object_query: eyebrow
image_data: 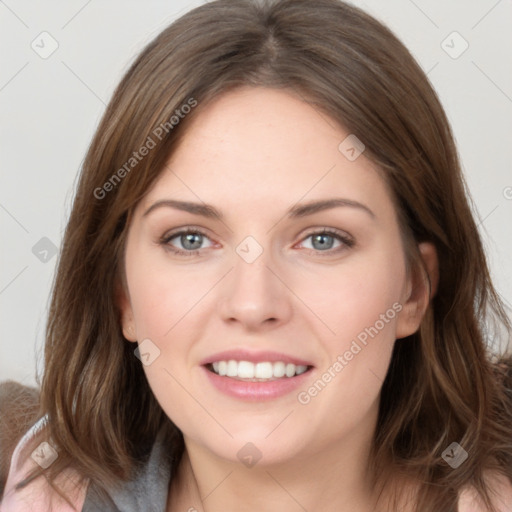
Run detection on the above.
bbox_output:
[143,197,376,220]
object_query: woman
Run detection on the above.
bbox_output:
[2,0,512,510]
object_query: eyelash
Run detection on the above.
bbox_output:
[159,226,355,257]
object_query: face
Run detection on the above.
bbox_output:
[120,86,431,467]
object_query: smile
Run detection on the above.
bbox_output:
[208,360,310,381]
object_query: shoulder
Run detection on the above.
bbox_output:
[458,471,512,512]
[0,417,89,512]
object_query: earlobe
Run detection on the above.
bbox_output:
[122,321,137,342]
[116,282,137,343]
[395,242,438,339]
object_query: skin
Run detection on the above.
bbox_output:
[119,86,438,512]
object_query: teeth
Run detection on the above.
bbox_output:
[238,361,255,378]
[273,361,286,378]
[296,365,308,375]
[255,362,273,379]
[285,363,296,377]
[209,360,309,379]
[226,360,238,377]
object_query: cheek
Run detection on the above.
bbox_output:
[292,244,407,350]
[125,244,208,340]
[294,262,405,431]
[124,247,205,425]
[127,269,174,339]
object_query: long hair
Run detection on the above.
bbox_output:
[7,0,512,510]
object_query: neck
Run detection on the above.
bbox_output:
[167,406,400,512]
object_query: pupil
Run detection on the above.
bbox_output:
[183,233,202,250]
[313,234,333,250]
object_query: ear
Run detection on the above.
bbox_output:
[116,281,137,343]
[395,242,438,339]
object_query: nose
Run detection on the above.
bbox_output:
[218,245,293,332]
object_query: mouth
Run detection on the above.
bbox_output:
[200,351,315,400]
[205,360,313,382]
[200,350,315,400]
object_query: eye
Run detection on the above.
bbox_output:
[297,228,355,255]
[159,226,355,257]
[160,228,214,256]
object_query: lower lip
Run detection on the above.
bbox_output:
[201,365,313,401]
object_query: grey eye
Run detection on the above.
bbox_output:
[179,232,204,250]
[309,233,337,251]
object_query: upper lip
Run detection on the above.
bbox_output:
[200,349,314,367]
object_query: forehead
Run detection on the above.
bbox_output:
[139,87,394,221]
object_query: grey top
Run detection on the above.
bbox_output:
[9,415,174,512]
[82,426,173,512]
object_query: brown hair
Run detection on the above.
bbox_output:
[6,0,512,510]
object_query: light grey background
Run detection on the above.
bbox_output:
[1,0,511,387]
